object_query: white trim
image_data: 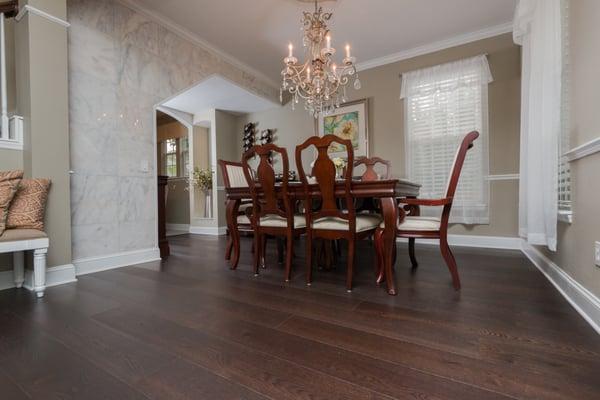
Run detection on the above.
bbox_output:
[15,5,70,28]
[486,174,520,181]
[189,226,227,236]
[356,22,513,72]
[0,138,22,150]
[74,248,161,276]
[0,237,48,253]
[398,234,522,250]
[564,136,600,162]
[117,0,279,89]
[521,241,600,335]
[0,264,77,291]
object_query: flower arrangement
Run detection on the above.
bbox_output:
[189,167,213,191]
[332,157,347,169]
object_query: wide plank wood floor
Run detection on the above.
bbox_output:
[1,234,599,399]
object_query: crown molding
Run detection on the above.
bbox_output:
[356,22,513,72]
[15,4,70,27]
[117,0,280,89]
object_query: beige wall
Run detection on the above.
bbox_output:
[215,110,240,227]
[14,0,72,269]
[238,34,521,237]
[539,0,600,298]
[192,125,210,219]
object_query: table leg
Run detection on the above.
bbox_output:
[380,197,398,295]
[225,199,241,269]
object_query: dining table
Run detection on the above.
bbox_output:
[224,178,421,295]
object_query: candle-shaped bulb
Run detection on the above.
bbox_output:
[288,43,293,58]
[332,63,337,75]
[326,35,331,49]
[345,44,351,58]
[307,66,311,80]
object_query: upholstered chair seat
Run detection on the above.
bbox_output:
[313,214,381,232]
[379,216,441,231]
[260,214,306,228]
[237,214,251,225]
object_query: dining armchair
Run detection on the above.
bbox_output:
[354,156,391,181]
[242,144,306,280]
[296,135,381,292]
[374,131,479,290]
[218,159,253,268]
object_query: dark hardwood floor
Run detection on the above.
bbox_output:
[1,234,599,399]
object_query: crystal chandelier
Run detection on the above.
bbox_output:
[281,0,360,118]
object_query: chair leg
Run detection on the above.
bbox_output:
[261,235,267,269]
[440,237,461,290]
[305,233,313,286]
[285,234,294,282]
[252,233,261,276]
[408,238,418,268]
[346,239,355,292]
[225,235,233,260]
[373,229,385,285]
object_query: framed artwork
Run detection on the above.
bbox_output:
[317,98,369,158]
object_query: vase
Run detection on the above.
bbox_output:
[204,189,212,218]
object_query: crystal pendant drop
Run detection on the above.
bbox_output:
[353,78,362,90]
[279,89,283,103]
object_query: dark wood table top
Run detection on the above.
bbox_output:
[225,178,421,200]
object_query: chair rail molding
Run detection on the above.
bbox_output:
[564,136,600,162]
[486,174,520,181]
[15,5,70,27]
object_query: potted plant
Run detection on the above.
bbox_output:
[189,166,213,218]
[332,157,347,179]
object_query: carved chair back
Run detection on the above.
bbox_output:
[242,144,293,226]
[354,156,391,181]
[440,131,480,226]
[218,160,248,189]
[296,135,355,230]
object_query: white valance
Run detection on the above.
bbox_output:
[400,55,493,99]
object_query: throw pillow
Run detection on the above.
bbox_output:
[6,178,51,231]
[0,170,24,235]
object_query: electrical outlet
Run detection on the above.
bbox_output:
[595,242,600,267]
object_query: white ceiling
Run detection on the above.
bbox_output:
[162,75,280,115]
[127,0,516,84]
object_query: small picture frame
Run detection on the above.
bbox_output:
[316,98,369,158]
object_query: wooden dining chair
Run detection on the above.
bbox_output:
[354,156,391,181]
[296,135,382,292]
[242,144,306,281]
[374,131,479,290]
[218,159,253,268]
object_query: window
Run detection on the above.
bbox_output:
[558,0,572,222]
[401,55,492,224]
[161,137,190,178]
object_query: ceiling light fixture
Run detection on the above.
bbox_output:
[281,0,360,118]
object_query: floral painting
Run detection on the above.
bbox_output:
[323,111,359,153]
[317,99,369,158]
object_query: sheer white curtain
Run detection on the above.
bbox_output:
[514,0,562,251]
[401,55,492,224]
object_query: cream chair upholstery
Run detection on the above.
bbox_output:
[260,214,306,228]
[225,164,248,187]
[237,214,251,225]
[313,214,381,232]
[379,216,441,231]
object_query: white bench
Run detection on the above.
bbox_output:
[0,229,48,298]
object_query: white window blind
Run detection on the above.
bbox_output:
[401,55,492,224]
[558,0,571,222]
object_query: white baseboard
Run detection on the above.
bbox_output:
[0,263,77,292]
[398,234,522,250]
[521,241,600,335]
[166,223,190,231]
[189,226,227,236]
[74,248,161,276]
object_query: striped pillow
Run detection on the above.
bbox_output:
[0,170,24,236]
